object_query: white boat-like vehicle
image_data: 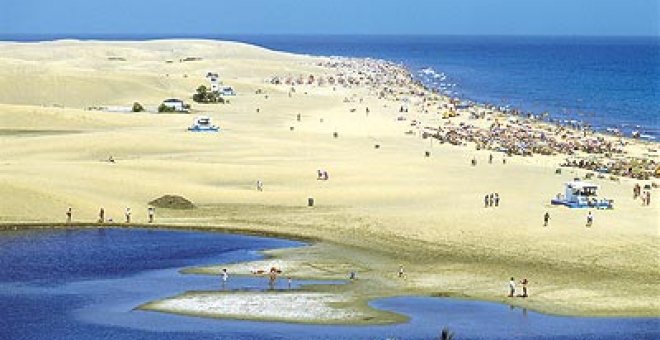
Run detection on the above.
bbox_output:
[188,116,219,132]
[550,179,613,209]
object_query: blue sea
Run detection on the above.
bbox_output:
[2,34,658,138]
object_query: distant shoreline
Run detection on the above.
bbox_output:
[3,35,655,140]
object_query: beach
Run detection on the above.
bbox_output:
[0,39,658,322]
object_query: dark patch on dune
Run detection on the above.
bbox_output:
[149,195,195,209]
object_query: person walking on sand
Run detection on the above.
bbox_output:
[125,208,131,224]
[398,265,406,279]
[586,211,593,227]
[256,180,263,191]
[148,207,155,223]
[646,191,651,206]
[641,191,647,205]
[543,212,550,227]
[489,193,494,207]
[471,157,477,166]
[508,277,516,297]
[634,184,641,199]
[520,278,529,298]
[494,193,500,207]
[489,153,493,164]
[66,207,72,224]
[98,208,105,223]
[484,194,489,208]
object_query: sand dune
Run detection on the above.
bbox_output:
[0,40,657,319]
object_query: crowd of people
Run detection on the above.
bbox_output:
[268,57,414,93]
[561,156,658,181]
[267,57,659,184]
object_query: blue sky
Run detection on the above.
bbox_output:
[1,0,658,36]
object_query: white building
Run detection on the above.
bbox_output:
[161,98,186,112]
[206,72,220,92]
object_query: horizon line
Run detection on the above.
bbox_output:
[1,33,659,39]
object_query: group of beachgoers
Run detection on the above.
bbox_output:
[483,193,501,208]
[247,266,293,290]
[272,57,659,185]
[317,169,330,181]
[268,57,415,95]
[424,118,632,161]
[561,157,658,181]
[633,184,652,206]
[65,206,155,224]
[508,277,529,298]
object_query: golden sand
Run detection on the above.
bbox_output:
[0,40,658,319]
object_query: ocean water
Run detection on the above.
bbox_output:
[228,35,660,139]
[0,228,658,340]
[2,34,658,138]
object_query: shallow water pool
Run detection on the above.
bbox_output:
[0,228,657,339]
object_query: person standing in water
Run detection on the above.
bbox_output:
[221,268,229,286]
[268,268,278,289]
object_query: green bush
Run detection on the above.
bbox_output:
[158,103,176,113]
[193,84,225,104]
[132,102,145,112]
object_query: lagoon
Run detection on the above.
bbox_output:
[0,228,657,339]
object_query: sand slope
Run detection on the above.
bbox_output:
[0,40,657,318]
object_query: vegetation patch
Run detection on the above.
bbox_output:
[149,195,195,209]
